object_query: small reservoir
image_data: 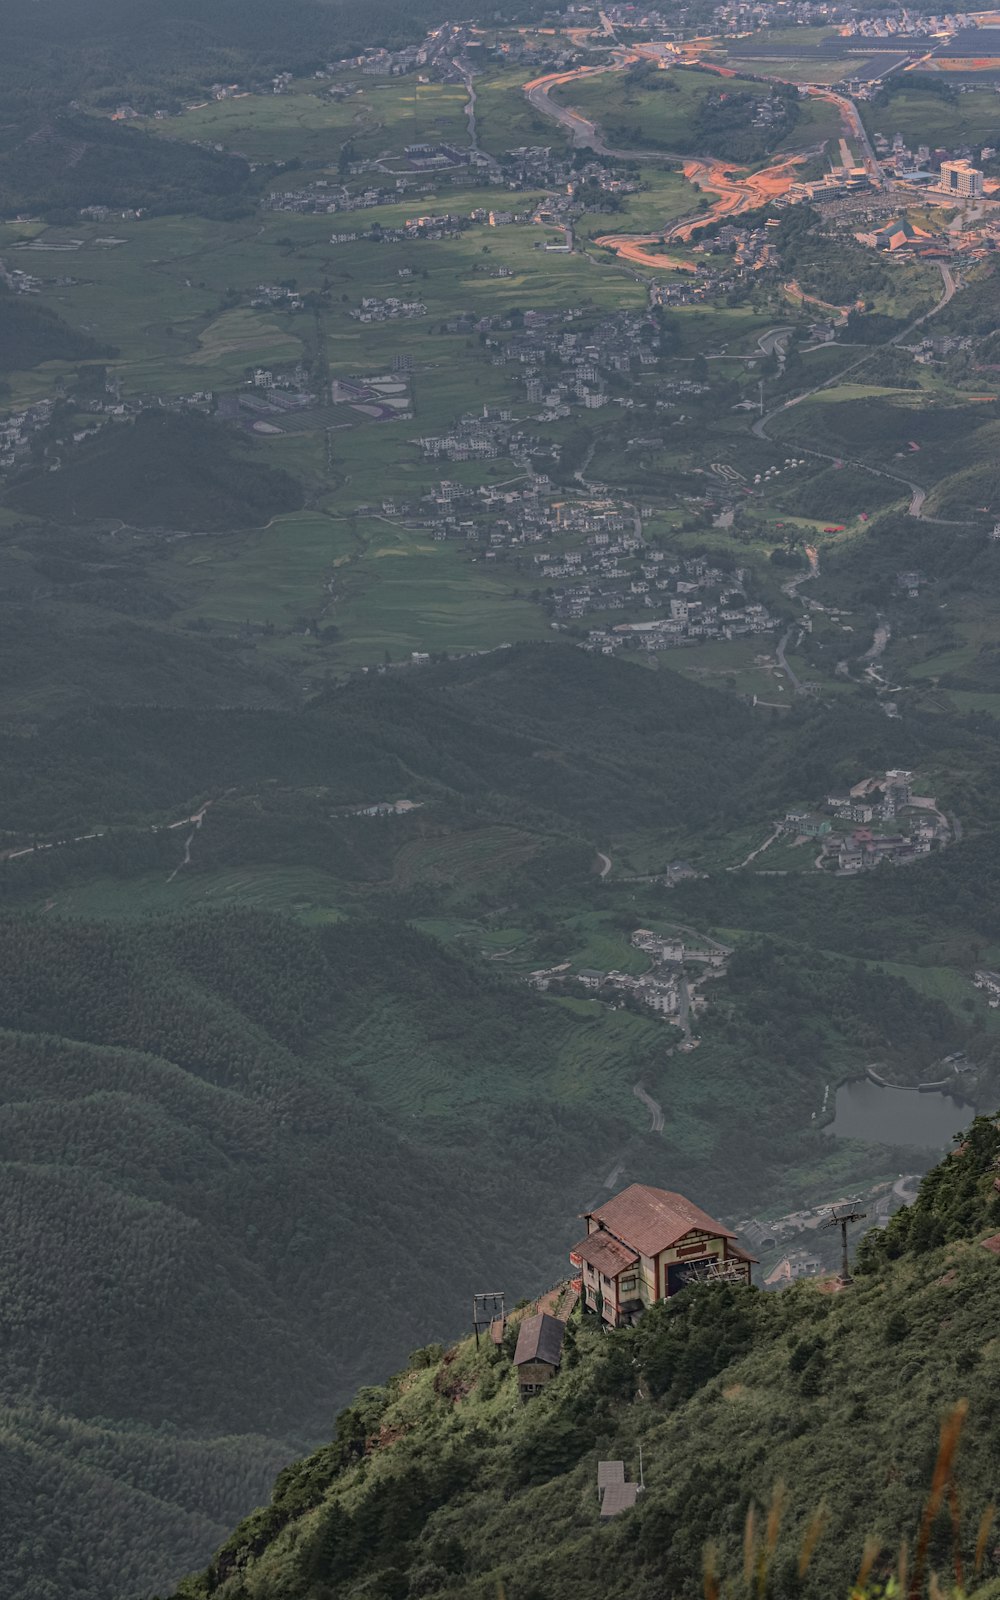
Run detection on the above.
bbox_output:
[825,1077,971,1151]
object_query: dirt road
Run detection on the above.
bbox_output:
[526,56,821,266]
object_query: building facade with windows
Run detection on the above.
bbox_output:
[939,160,983,198]
[569,1183,755,1327]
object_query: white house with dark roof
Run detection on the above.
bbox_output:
[569,1183,755,1327]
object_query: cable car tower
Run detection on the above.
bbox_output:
[822,1201,867,1288]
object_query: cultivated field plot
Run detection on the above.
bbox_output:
[146,77,472,165]
[862,85,1000,149]
[552,64,839,159]
[576,169,694,238]
[34,865,349,921]
[391,827,541,887]
[0,196,647,407]
[474,64,572,155]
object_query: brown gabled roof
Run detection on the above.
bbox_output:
[513,1311,565,1368]
[979,1232,1000,1256]
[572,1230,639,1277]
[585,1184,734,1257]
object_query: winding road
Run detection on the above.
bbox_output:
[1,799,219,870]
[524,52,883,267]
[633,1082,665,1133]
[750,265,976,526]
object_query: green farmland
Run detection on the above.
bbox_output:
[863,84,1000,150]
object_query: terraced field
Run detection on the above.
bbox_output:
[34,865,348,920]
[391,826,542,886]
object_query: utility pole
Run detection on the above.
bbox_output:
[822,1203,867,1287]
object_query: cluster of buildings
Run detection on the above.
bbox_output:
[843,10,981,37]
[530,926,729,1026]
[568,555,774,640]
[781,768,953,872]
[417,408,531,463]
[78,204,144,223]
[511,1179,758,1437]
[651,225,781,304]
[473,307,664,415]
[263,180,394,215]
[350,295,427,323]
[586,592,777,645]
[372,397,782,637]
[334,20,478,83]
[0,398,54,472]
[973,969,1000,1008]
[0,258,42,295]
[249,283,304,311]
[712,0,845,32]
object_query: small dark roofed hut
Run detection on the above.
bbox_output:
[513,1311,565,1400]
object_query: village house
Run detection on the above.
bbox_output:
[569,1184,755,1328]
[974,969,1000,1007]
[512,1311,565,1400]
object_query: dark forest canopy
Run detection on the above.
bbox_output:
[6,410,304,530]
[0,284,115,371]
[0,113,256,221]
[0,0,552,114]
[0,906,651,1600]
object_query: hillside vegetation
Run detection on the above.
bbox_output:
[7,411,304,530]
[0,905,668,1600]
[0,286,116,372]
[167,1119,1000,1600]
[0,113,255,220]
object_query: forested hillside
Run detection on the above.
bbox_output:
[0,286,115,372]
[3,634,999,1600]
[0,907,668,1600]
[0,0,444,115]
[0,642,972,841]
[8,412,304,531]
[0,114,255,220]
[167,1120,1000,1600]
[5,0,1000,1588]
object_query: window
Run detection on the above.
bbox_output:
[620,1275,638,1295]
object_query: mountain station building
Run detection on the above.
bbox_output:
[569,1183,755,1327]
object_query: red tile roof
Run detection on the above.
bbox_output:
[585,1184,735,1257]
[979,1232,1000,1256]
[572,1230,639,1276]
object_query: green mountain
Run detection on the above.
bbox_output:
[168,1120,1000,1600]
[0,285,116,372]
[0,905,678,1600]
[5,640,1000,1600]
